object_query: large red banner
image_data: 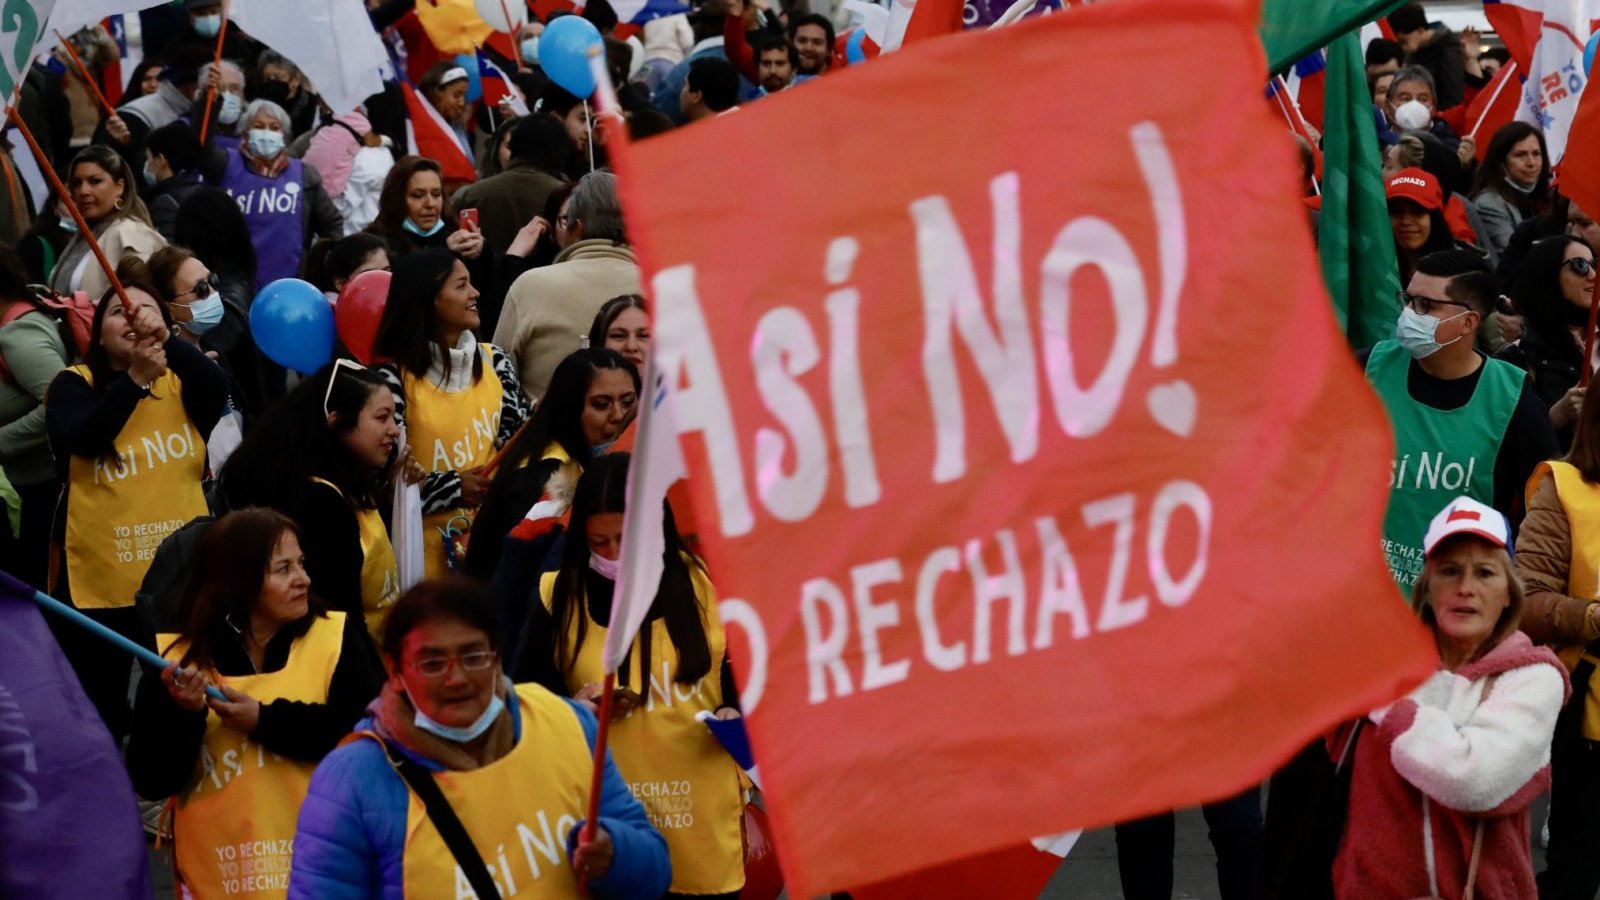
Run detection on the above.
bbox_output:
[617,0,1435,893]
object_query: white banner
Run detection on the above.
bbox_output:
[0,0,56,127]
[229,0,387,117]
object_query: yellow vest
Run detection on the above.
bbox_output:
[1528,461,1600,739]
[159,612,347,900]
[540,564,745,894]
[389,684,591,898]
[401,344,504,579]
[64,366,208,609]
[309,477,399,640]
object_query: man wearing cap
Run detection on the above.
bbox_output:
[1361,248,1559,591]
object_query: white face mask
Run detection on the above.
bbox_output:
[217,91,243,125]
[246,128,285,159]
[589,551,621,581]
[1393,99,1432,131]
[1395,304,1469,359]
[405,684,505,744]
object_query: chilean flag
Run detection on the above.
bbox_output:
[574,0,688,24]
[100,15,140,106]
[1464,59,1524,159]
[475,49,516,108]
[1272,50,1326,132]
[1484,0,1549,71]
[400,81,477,182]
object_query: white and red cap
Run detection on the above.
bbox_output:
[1422,496,1512,557]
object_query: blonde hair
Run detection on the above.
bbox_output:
[1409,534,1526,662]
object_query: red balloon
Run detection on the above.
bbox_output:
[335,269,391,364]
[743,801,784,900]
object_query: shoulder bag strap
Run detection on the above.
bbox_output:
[388,746,503,900]
[1458,672,1501,900]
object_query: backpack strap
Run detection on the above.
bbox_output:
[387,744,503,900]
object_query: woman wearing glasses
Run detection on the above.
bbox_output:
[523,453,747,900]
[146,244,274,420]
[289,579,671,900]
[1495,236,1598,448]
[372,249,529,580]
[125,507,382,899]
[220,360,403,640]
[45,258,229,742]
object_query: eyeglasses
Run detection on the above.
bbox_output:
[1562,257,1597,278]
[322,357,367,418]
[556,214,572,228]
[407,649,497,678]
[175,272,218,301]
[1399,291,1472,318]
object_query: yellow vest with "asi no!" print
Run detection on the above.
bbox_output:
[159,612,346,899]
[541,563,746,895]
[64,366,208,609]
[401,344,503,579]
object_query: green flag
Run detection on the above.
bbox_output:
[1318,30,1401,349]
[1260,0,1403,75]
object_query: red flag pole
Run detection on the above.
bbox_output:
[498,0,528,72]
[5,104,136,313]
[577,672,617,888]
[52,31,118,120]
[197,0,231,144]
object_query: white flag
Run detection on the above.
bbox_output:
[229,0,387,117]
[0,0,55,130]
[601,354,687,673]
[1514,0,1600,165]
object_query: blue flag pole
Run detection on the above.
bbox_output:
[2,569,227,702]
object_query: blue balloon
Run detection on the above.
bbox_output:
[250,279,335,375]
[541,15,602,97]
[453,53,484,103]
[1587,31,1599,79]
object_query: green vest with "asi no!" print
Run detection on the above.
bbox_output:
[1364,339,1523,592]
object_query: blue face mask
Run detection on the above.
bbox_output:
[246,128,285,160]
[217,91,243,126]
[520,37,540,65]
[193,14,223,38]
[142,162,159,186]
[176,292,225,336]
[410,689,505,744]
[403,217,446,237]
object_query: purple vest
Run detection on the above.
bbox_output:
[218,149,307,290]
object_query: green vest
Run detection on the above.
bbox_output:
[1365,340,1523,591]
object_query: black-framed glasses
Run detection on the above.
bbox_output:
[175,272,219,302]
[408,649,497,678]
[1398,290,1471,318]
[1562,257,1597,278]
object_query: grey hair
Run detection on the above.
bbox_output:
[258,50,302,78]
[241,99,292,139]
[198,59,244,85]
[1386,65,1436,102]
[568,170,627,245]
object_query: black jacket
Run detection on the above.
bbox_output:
[147,171,206,241]
[1408,24,1467,110]
[1496,328,1580,448]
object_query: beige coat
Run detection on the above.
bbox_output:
[1515,477,1600,646]
[493,239,641,401]
[48,215,165,301]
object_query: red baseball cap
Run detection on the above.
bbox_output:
[1386,167,1443,211]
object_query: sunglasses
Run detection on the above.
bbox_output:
[1562,257,1597,278]
[175,272,219,302]
[322,357,367,419]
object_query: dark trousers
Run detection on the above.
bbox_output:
[46,559,141,745]
[1115,786,1264,900]
[1538,667,1600,900]
[0,478,58,589]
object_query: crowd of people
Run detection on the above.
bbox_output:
[2,0,1600,897]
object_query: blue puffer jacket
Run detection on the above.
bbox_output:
[288,686,671,899]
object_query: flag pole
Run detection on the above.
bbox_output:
[480,421,529,476]
[52,31,119,122]
[0,569,225,701]
[198,0,231,144]
[499,0,528,72]
[1468,61,1518,141]
[5,104,137,313]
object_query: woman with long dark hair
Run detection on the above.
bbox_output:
[1388,168,1465,286]
[464,347,638,584]
[302,232,390,301]
[220,360,404,639]
[126,507,382,899]
[363,156,485,262]
[1474,121,1553,265]
[526,453,746,899]
[1495,235,1596,446]
[44,257,228,741]
[372,249,528,580]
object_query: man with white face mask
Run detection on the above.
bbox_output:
[1361,250,1559,591]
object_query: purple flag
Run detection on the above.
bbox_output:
[0,571,151,899]
[961,0,1060,28]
